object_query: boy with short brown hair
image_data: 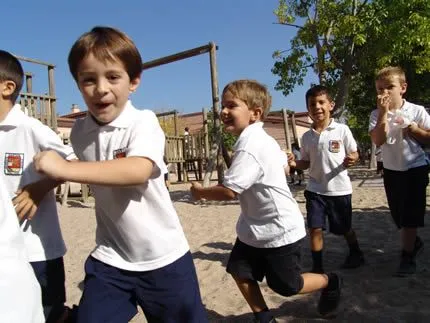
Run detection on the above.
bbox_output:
[191,80,342,322]
[369,66,430,276]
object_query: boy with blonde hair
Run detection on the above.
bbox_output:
[369,66,430,276]
[288,85,364,274]
[191,80,342,322]
[0,49,75,322]
[34,26,206,323]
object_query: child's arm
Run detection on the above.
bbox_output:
[287,152,310,170]
[405,122,430,146]
[343,151,359,168]
[33,150,154,186]
[370,94,390,146]
[12,178,63,221]
[190,182,237,201]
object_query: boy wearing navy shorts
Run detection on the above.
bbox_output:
[288,85,364,274]
[33,26,207,323]
[191,80,342,322]
[369,66,430,276]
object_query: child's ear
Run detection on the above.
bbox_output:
[1,80,16,98]
[129,75,141,93]
[251,107,264,121]
[329,100,335,111]
[400,82,408,96]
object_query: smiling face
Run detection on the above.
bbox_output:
[221,91,262,136]
[306,93,334,124]
[76,54,140,124]
[375,75,407,110]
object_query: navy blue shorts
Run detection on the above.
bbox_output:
[226,238,304,297]
[383,165,429,228]
[30,257,66,319]
[304,190,352,235]
[77,251,207,323]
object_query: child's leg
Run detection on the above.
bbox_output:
[30,257,68,323]
[326,194,364,269]
[264,239,342,317]
[226,239,275,322]
[135,251,207,323]
[304,190,327,273]
[77,256,138,323]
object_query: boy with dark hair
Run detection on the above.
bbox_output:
[369,66,430,276]
[0,49,74,322]
[34,26,207,323]
[191,79,342,322]
[288,85,364,274]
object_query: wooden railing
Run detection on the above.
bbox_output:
[19,92,57,129]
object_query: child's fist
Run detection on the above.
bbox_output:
[376,93,391,112]
[33,151,67,180]
[287,152,296,168]
[343,153,357,168]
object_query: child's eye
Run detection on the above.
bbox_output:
[81,77,95,84]
[108,75,121,81]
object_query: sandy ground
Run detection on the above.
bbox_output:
[59,166,430,322]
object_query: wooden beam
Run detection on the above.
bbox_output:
[155,110,177,118]
[14,55,55,67]
[142,43,216,71]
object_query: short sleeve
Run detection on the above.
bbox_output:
[223,150,263,194]
[368,109,378,132]
[35,123,76,160]
[343,126,358,154]
[415,106,430,130]
[127,110,166,173]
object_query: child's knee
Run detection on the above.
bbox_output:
[267,274,303,297]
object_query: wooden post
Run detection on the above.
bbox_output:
[48,66,57,131]
[282,109,292,151]
[290,113,299,147]
[203,108,210,159]
[208,42,225,184]
[61,182,70,206]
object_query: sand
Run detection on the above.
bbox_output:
[59,166,430,322]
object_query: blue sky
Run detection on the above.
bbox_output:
[2,0,317,116]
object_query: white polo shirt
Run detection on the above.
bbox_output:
[0,104,73,262]
[70,101,189,271]
[0,177,44,323]
[223,122,306,248]
[369,100,430,171]
[301,120,357,196]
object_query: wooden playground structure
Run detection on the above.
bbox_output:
[16,43,301,204]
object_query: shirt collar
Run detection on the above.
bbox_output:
[233,122,264,150]
[82,100,138,133]
[0,104,25,127]
[311,118,337,133]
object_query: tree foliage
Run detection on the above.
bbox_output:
[273,0,430,140]
[206,111,237,151]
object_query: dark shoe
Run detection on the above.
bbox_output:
[318,273,342,317]
[413,236,424,259]
[341,251,365,269]
[394,251,416,277]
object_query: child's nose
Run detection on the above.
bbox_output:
[96,80,109,95]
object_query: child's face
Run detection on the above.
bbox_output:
[306,93,334,124]
[375,75,407,110]
[221,91,262,136]
[76,53,140,124]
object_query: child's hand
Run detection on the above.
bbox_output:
[33,151,67,180]
[287,152,296,168]
[376,93,391,113]
[343,153,357,168]
[12,183,44,221]
[190,182,203,200]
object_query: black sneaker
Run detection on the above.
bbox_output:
[394,251,416,277]
[318,273,342,317]
[341,251,365,269]
[413,236,424,259]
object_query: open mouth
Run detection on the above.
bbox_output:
[95,103,111,110]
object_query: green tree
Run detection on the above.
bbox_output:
[273,0,430,117]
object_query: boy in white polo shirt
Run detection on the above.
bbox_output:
[191,80,342,322]
[288,85,364,274]
[0,49,74,322]
[369,66,430,276]
[33,26,206,323]
[0,178,44,323]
